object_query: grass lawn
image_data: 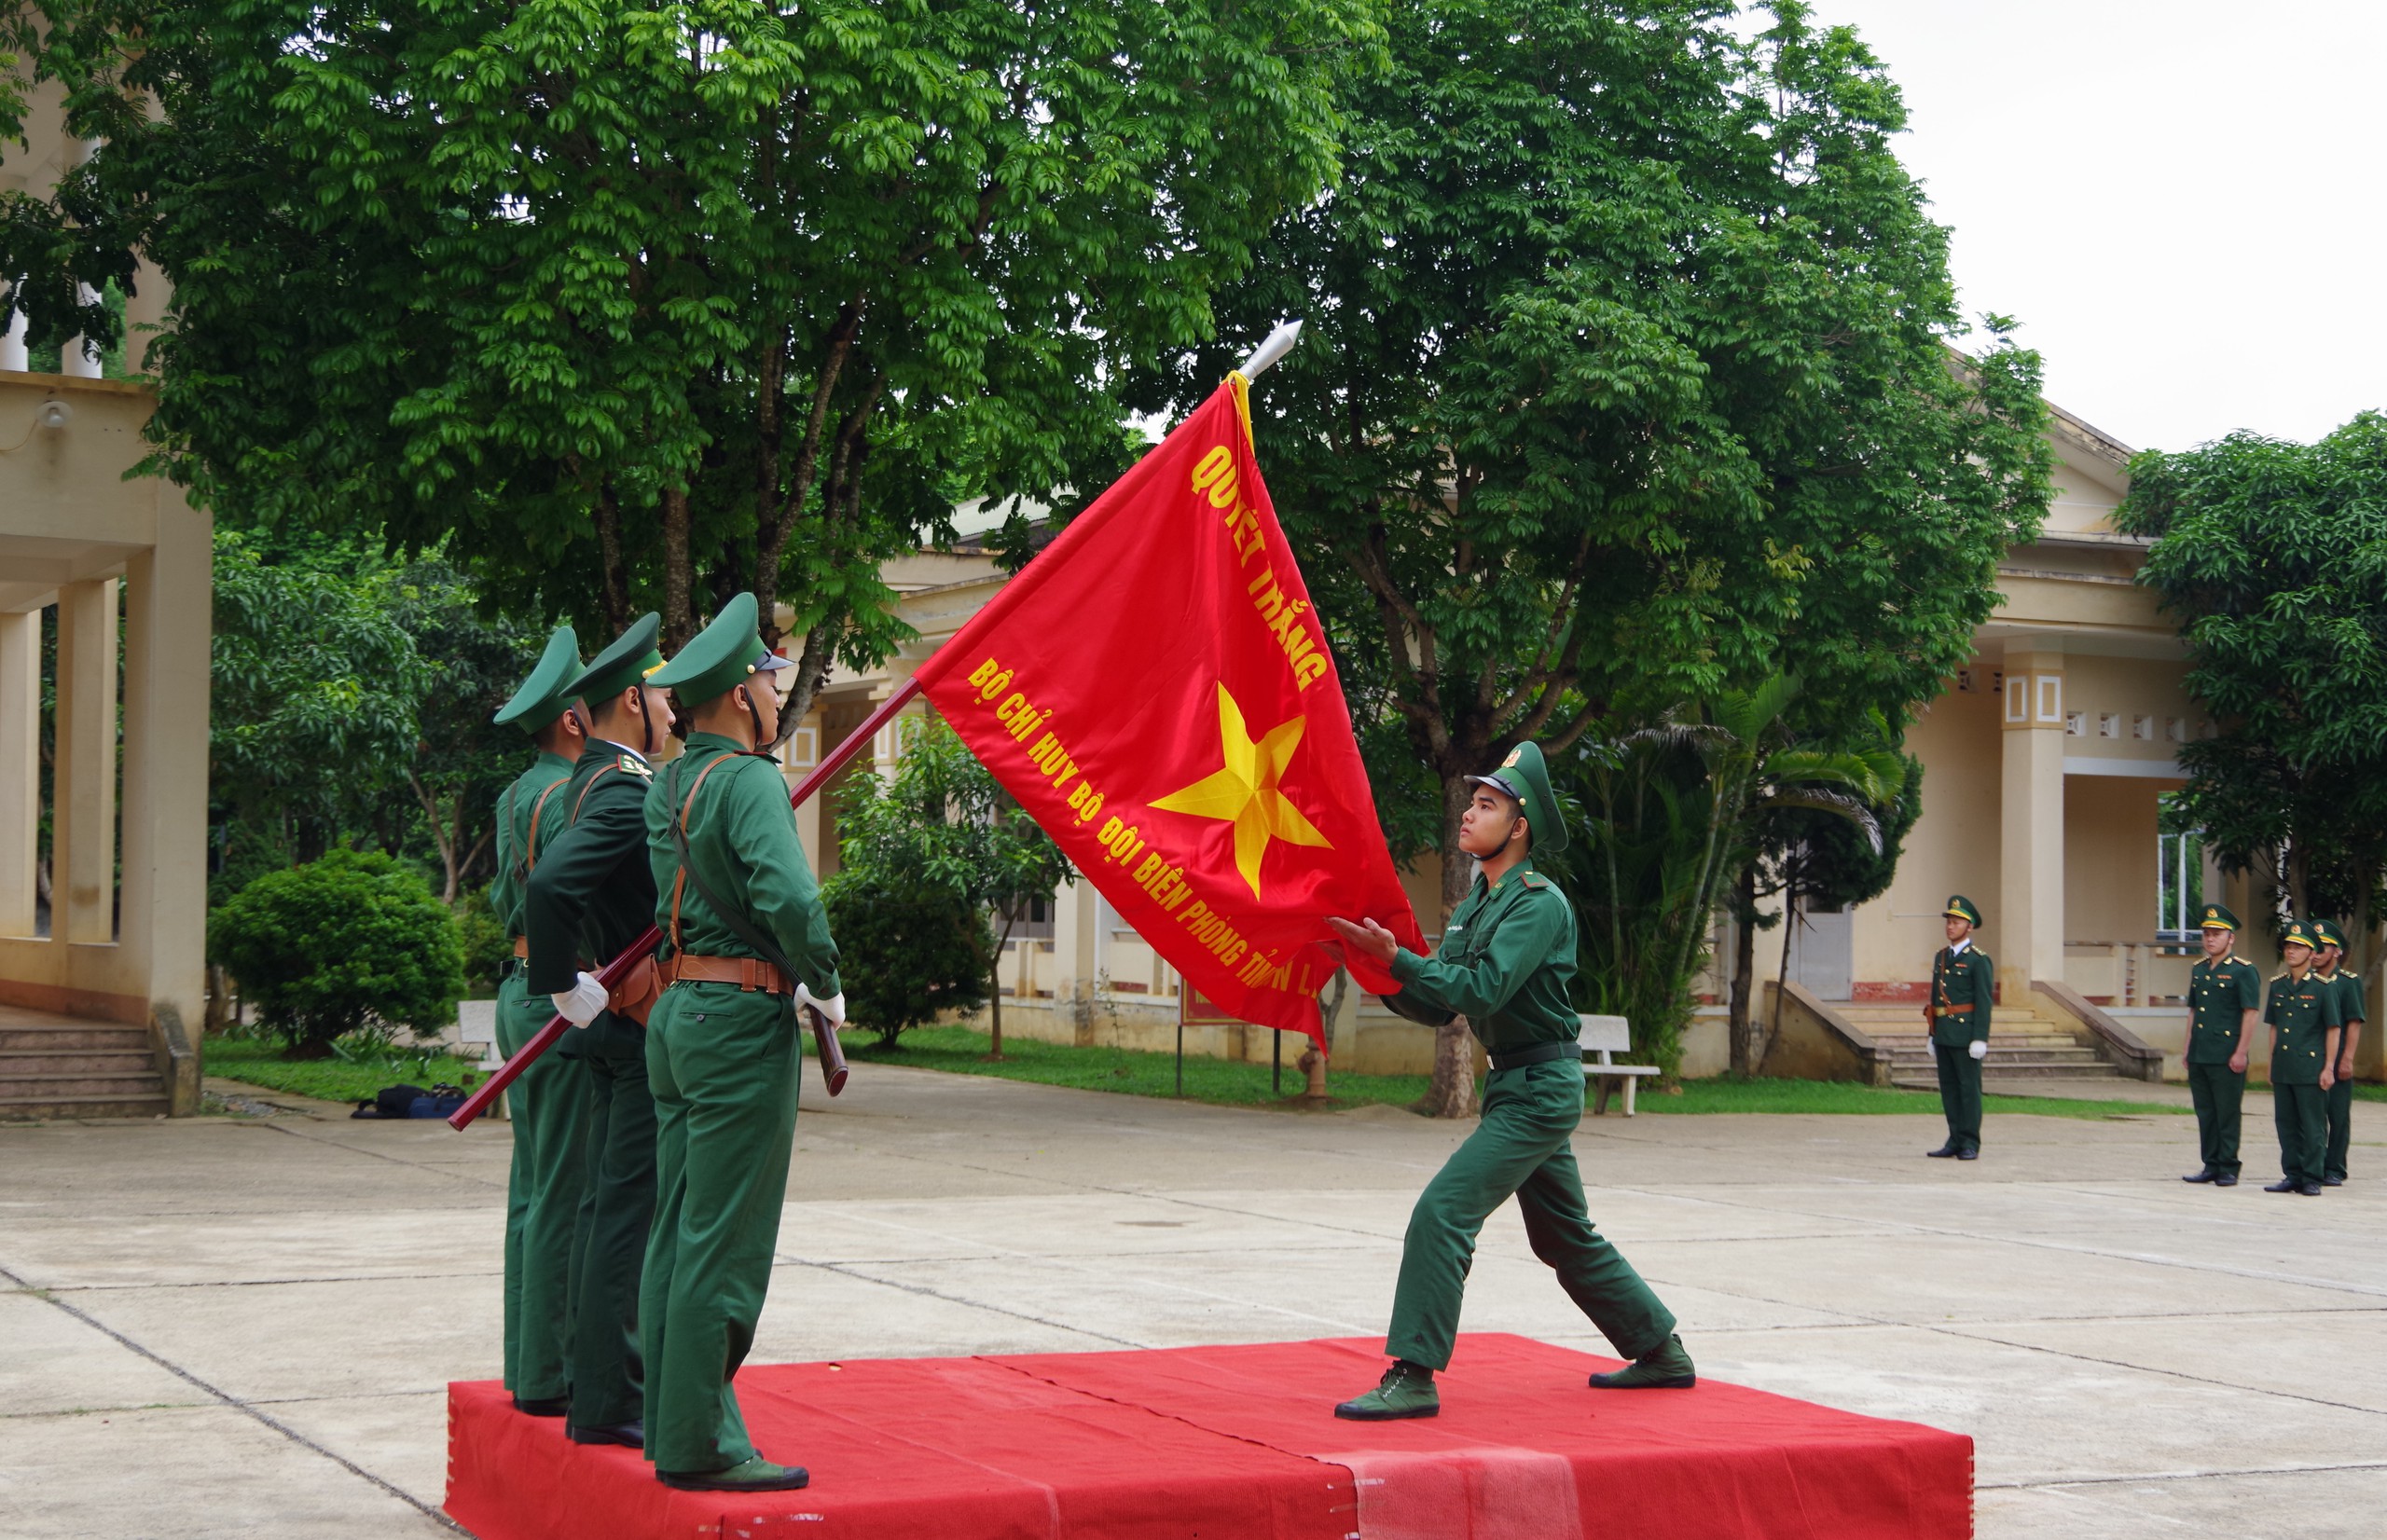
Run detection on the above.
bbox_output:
[2354,1082,2387,1104]
[205,1034,485,1107]
[847,1026,2187,1121]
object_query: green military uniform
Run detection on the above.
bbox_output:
[525,614,667,1437]
[2182,903,2259,1185]
[640,596,840,1489]
[488,626,589,1408]
[2263,921,2341,1195]
[1927,896,1993,1159]
[2312,918,2362,1186]
[1344,744,1678,1419]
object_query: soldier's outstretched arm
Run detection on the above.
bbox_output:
[1388,894,1566,1023]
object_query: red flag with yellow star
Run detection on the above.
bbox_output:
[913,376,1425,1046]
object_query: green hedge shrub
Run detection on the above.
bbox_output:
[210,849,464,1058]
[820,869,991,1048]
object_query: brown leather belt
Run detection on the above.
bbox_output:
[512,936,529,958]
[1934,1003,1975,1016]
[663,953,794,995]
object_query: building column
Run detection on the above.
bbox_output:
[50,578,117,945]
[1998,645,2066,1000]
[119,496,213,1086]
[0,610,36,936]
[784,705,825,876]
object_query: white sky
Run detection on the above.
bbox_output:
[1808,0,2387,454]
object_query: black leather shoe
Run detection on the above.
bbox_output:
[1925,1144,1958,1158]
[2299,1182,2325,1196]
[2263,1178,2301,1192]
[2183,1169,2217,1184]
[1956,1148,1979,1161]
[568,1420,643,1449]
[513,1395,571,1417]
[2215,1173,2239,1187]
[2324,1176,2345,1187]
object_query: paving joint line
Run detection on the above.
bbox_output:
[0,1260,461,1532]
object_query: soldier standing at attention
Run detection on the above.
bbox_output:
[526,613,671,1450]
[2262,921,2341,1197]
[638,595,843,1492]
[1925,897,1992,1161]
[487,626,588,1414]
[2309,917,2362,1187]
[2180,903,2260,1188]
[1325,742,1690,1422]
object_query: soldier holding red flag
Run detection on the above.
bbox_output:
[1327,742,1691,1420]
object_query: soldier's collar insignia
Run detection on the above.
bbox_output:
[620,755,654,777]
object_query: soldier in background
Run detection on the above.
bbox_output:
[2262,922,2340,1197]
[2180,904,2259,1188]
[2310,917,2363,1187]
[487,626,587,1413]
[1925,897,1992,1161]
[526,614,671,1449]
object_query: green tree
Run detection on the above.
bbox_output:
[209,849,466,1057]
[10,0,1378,722]
[2113,413,2387,962]
[819,869,990,1049]
[209,529,428,881]
[833,715,1073,1056]
[1145,0,2045,1110]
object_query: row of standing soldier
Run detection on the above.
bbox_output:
[2183,905,2363,1194]
[488,597,841,1494]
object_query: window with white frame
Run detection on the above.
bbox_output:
[2157,799,2204,941]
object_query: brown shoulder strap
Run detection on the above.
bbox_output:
[572,762,620,824]
[524,777,571,874]
[669,753,744,955]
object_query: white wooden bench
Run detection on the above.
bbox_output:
[1579,1013,1659,1116]
[456,1000,505,1118]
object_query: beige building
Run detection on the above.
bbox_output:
[0,87,213,1117]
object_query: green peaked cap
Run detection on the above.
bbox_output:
[2282,919,2319,952]
[2307,916,2345,951]
[491,625,583,731]
[647,592,791,706]
[2198,902,2240,932]
[1943,894,1982,927]
[1465,741,1567,857]
[566,612,664,703]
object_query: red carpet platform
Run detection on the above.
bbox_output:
[447,1333,1972,1539]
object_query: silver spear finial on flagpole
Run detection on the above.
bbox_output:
[1236,319,1304,379]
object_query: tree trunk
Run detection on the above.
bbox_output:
[660,487,696,651]
[1727,864,1758,1077]
[987,914,1012,1060]
[1765,885,1799,1073]
[593,485,630,634]
[1421,771,1478,1119]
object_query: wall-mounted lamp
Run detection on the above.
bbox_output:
[0,397,71,454]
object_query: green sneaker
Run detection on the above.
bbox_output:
[656,1456,810,1492]
[1334,1361,1440,1421]
[1589,1335,1696,1390]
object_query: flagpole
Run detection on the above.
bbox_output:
[1236,319,1303,379]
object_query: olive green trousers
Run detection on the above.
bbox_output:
[564,1016,656,1429]
[496,972,590,1400]
[2274,1082,2327,1188]
[641,983,802,1475]
[2186,1060,2244,1176]
[2325,1078,2353,1183]
[1386,1057,1675,1372]
[1932,1041,1983,1153]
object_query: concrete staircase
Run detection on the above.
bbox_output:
[1831,998,2128,1091]
[0,1012,171,1120]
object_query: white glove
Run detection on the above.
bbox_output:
[552,971,609,1027]
[794,983,846,1027]
[1968,1038,1988,1062]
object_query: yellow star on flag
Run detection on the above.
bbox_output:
[1152,683,1333,900]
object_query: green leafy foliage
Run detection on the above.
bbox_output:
[2114,412,2387,961]
[12,0,1379,731]
[1125,0,2046,1110]
[819,868,991,1048]
[832,715,1071,1051]
[208,850,465,1058]
[453,886,512,997]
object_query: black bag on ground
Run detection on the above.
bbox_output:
[352,1083,430,1120]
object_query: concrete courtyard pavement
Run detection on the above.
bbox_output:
[4,1066,2382,1540]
